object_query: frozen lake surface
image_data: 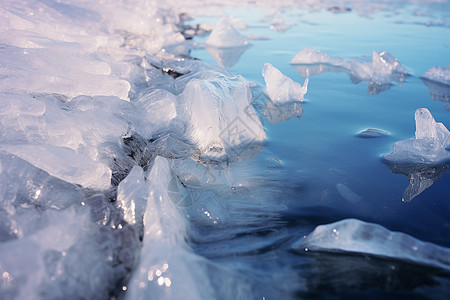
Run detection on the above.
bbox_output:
[1,0,450,299]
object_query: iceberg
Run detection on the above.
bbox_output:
[262,63,308,104]
[292,218,450,271]
[206,17,251,48]
[383,108,450,164]
[291,48,408,94]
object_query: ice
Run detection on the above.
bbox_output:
[262,63,308,104]
[180,70,266,159]
[292,218,450,271]
[0,144,111,190]
[336,183,362,204]
[125,156,215,299]
[269,18,291,33]
[117,166,147,225]
[421,65,450,86]
[383,108,450,164]
[206,16,251,48]
[291,48,408,94]
[357,128,389,138]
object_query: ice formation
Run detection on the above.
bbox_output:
[357,128,389,138]
[206,16,251,48]
[292,218,450,271]
[291,48,408,94]
[421,65,450,86]
[383,108,450,164]
[262,63,308,103]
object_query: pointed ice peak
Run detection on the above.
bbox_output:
[206,16,251,48]
[262,62,308,104]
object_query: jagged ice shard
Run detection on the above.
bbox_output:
[292,218,450,271]
[262,63,308,104]
[383,108,450,164]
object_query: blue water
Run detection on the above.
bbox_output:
[189,5,450,299]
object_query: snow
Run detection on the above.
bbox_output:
[262,63,308,104]
[383,108,450,164]
[292,218,450,271]
[291,48,408,94]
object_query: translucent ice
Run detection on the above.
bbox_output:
[180,71,266,159]
[206,16,251,48]
[125,156,215,299]
[0,144,111,190]
[383,108,450,164]
[292,218,450,271]
[421,65,450,86]
[262,63,308,104]
[291,48,408,94]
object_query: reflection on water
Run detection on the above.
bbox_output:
[292,63,403,95]
[206,45,252,69]
[384,162,449,202]
[421,78,450,111]
[263,100,303,124]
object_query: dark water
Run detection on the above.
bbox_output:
[187,5,450,299]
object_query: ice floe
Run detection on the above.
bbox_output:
[293,218,450,271]
[206,16,251,48]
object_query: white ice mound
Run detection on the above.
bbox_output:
[181,71,266,158]
[0,144,111,190]
[292,218,450,271]
[291,48,408,93]
[383,108,450,164]
[206,16,251,48]
[125,156,214,299]
[262,63,308,103]
[421,65,450,86]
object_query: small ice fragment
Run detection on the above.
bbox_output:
[421,65,450,86]
[206,17,250,48]
[383,108,450,164]
[336,183,361,203]
[269,18,291,33]
[357,128,389,138]
[262,63,308,104]
[292,218,450,271]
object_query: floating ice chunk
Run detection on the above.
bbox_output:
[291,48,408,94]
[421,65,450,86]
[180,71,266,159]
[292,218,450,271]
[336,183,362,203]
[0,144,111,190]
[269,18,291,33]
[386,163,449,202]
[125,157,214,299]
[206,17,251,48]
[383,108,450,164]
[262,63,308,104]
[357,128,389,138]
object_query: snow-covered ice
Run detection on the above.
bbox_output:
[262,63,308,104]
[293,218,450,271]
[383,108,450,164]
